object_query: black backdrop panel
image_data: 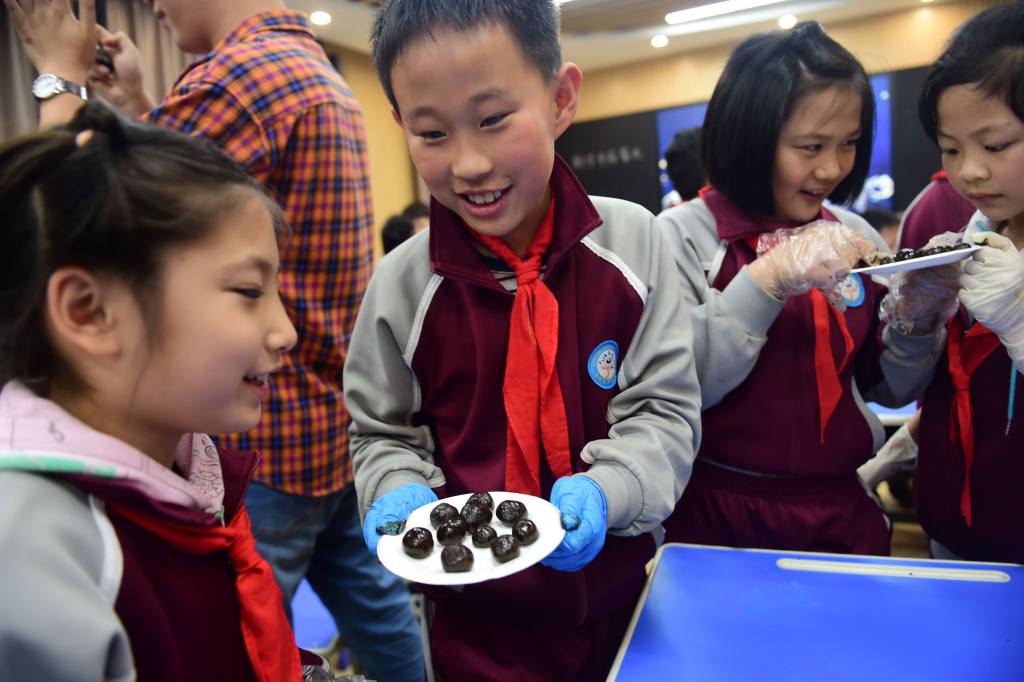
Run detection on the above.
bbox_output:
[891,66,941,211]
[556,110,663,215]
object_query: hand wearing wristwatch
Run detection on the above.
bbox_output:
[32,74,89,102]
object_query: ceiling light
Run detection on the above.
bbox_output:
[920,0,934,3]
[310,10,332,26]
[666,0,788,25]
[778,14,797,29]
[556,0,574,4]
[651,34,670,48]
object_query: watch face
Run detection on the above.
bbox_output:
[32,74,64,100]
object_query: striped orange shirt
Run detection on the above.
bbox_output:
[148,11,374,495]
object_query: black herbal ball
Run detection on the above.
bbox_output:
[429,502,459,529]
[436,517,468,546]
[401,527,433,559]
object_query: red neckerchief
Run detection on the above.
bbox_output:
[470,197,573,495]
[743,233,855,444]
[945,315,1003,527]
[107,502,301,682]
[932,168,948,183]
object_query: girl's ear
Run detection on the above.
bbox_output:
[553,63,583,139]
[45,267,131,359]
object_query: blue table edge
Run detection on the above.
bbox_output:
[605,542,1023,681]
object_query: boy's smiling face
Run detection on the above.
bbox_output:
[390,22,580,256]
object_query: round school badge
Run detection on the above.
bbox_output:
[838,273,865,308]
[587,340,619,390]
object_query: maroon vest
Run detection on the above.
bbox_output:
[699,191,888,476]
[65,449,261,682]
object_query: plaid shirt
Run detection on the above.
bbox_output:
[148,11,375,496]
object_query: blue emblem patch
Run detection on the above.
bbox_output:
[587,340,619,390]
[838,273,865,308]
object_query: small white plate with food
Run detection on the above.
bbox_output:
[377,491,566,586]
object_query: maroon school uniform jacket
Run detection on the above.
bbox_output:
[897,171,975,251]
[915,215,1024,563]
[345,157,701,678]
[658,189,944,477]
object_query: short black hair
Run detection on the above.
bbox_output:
[402,202,429,220]
[701,22,874,217]
[382,214,416,254]
[919,3,1024,142]
[664,127,705,201]
[371,0,562,112]
[859,207,900,231]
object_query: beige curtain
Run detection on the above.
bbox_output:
[0,10,38,140]
[1,0,192,140]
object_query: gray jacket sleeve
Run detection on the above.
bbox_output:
[658,202,786,408]
[578,198,702,534]
[0,472,134,681]
[346,233,448,519]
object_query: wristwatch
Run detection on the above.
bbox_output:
[32,74,89,102]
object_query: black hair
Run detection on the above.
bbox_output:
[402,201,429,220]
[382,214,416,254]
[0,102,280,395]
[859,207,900,231]
[371,0,562,112]
[919,3,1024,141]
[701,22,874,217]
[664,127,705,201]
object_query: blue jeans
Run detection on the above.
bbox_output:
[246,482,425,682]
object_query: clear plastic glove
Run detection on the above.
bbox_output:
[748,220,876,303]
[540,476,607,573]
[959,232,1024,371]
[361,483,438,554]
[881,232,964,335]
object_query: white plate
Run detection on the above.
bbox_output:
[377,491,565,586]
[851,244,981,276]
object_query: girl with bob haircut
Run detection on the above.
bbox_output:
[898,2,1024,564]
[658,22,945,554]
[0,102,329,681]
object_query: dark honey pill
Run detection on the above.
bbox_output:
[436,517,468,545]
[491,534,521,563]
[512,519,538,546]
[429,502,459,529]
[496,499,527,524]
[460,501,493,529]
[472,525,498,548]
[467,492,494,510]
[441,545,474,573]
[402,527,434,559]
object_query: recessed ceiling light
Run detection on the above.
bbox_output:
[778,14,797,29]
[651,34,670,48]
[920,0,934,3]
[666,0,788,26]
[310,10,332,26]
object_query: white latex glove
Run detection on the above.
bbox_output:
[880,232,964,336]
[959,232,1024,373]
[748,220,876,303]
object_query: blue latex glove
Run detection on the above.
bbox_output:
[362,483,438,554]
[540,475,608,572]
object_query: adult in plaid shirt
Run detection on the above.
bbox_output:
[9,0,425,679]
